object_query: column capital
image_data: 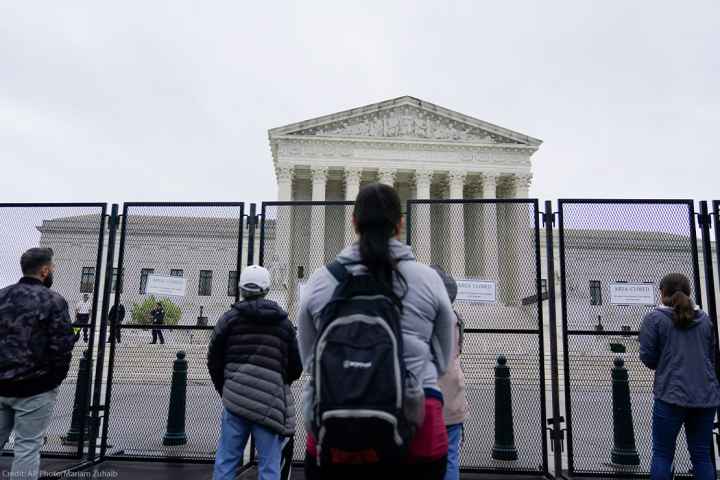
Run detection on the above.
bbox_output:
[414,169,434,185]
[344,166,363,182]
[482,172,500,183]
[514,173,533,187]
[448,169,467,185]
[311,166,329,184]
[378,167,397,186]
[276,164,295,183]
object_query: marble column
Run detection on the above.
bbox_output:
[344,167,362,246]
[448,170,466,278]
[274,165,294,308]
[309,166,328,274]
[378,168,397,187]
[482,173,500,282]
[500,175,535,305]
[413,169,433,264]
[510,173,534,304]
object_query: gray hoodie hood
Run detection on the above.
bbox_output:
[296,239,456,430]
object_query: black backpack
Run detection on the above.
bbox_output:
[312,261,424,465]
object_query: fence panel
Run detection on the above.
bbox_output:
[0,203,106,462]
[408,199,549,475]
[100,203,244,461]
[558,199,701,477]
[258,201,353,461]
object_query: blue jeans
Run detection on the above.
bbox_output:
[0,389,58,480]
[213,408,282,480]
[651,399,716,480]
[444,423,462,480]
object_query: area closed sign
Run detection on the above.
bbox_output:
[456,279,497,304]
[609,282,655,306]
[146,275,187,297]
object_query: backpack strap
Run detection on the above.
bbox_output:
[326,260,350,283]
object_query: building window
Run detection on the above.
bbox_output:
[228,271,239,297]
[590,280,602,306]
[139,268,154,294]
[199,270,213,296]
[112,268,124,294]
[80,267,95,293]
[170,269,184,277]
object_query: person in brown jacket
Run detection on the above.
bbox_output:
[432,266,468,480]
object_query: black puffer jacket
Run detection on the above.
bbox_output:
[207,298,302,436]
[0,277,75,397]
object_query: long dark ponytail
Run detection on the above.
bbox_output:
[353,183,407,304]
[659,273,695,328]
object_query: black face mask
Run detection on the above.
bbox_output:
[43,272,54,289]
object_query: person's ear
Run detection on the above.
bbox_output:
[395,216,405,237]
[39,264,50,279]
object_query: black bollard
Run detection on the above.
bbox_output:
[492,355,518,461]
[163,351,188,446]
[64,350,91,444]
[611,357,639,466]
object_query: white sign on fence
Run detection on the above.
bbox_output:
[609,282,655,305]
[455,279,497,304]
[146,275,187,297]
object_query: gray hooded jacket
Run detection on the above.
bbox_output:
[297,239,455,429]
[639,306,720,408]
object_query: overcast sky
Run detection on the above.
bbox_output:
[1,1,718,207]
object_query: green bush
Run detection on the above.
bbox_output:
[130,296,181,325]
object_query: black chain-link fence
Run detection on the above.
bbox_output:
[4,198,720,478]
[101,203,244,461]
[408,199,549,474]
[558,200,702,476]
[258,201,353,461]
[0,204,106,461]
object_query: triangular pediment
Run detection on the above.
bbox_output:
[269,96,542,146]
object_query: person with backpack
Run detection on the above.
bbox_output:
[639,273,720,480]
[430,266,468,480]
[297,183,455,479]
[208,265,302,480]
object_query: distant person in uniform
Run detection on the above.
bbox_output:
[149,302,165,345]
[108,303,125,344]
[208,265,302,480]
[0,248,75,480]
[74,293,92,343]
[640,273,720,480]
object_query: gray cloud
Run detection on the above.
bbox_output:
[1,1,718,206]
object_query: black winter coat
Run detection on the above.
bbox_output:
[207,298,302,435]
[0,277,75,397]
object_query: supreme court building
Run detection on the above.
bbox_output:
[264,96,542,315]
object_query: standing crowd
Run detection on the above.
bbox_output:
[0,184,718,480]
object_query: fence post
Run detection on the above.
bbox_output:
[492,355,518,461]
[246,203,257,266]
[610,357,639,465]
[64,350,91,444]
[88,203,119,459]
[163,351,188,446]
[543,202,565,474]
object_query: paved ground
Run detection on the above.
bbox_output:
[0,458,549,480]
